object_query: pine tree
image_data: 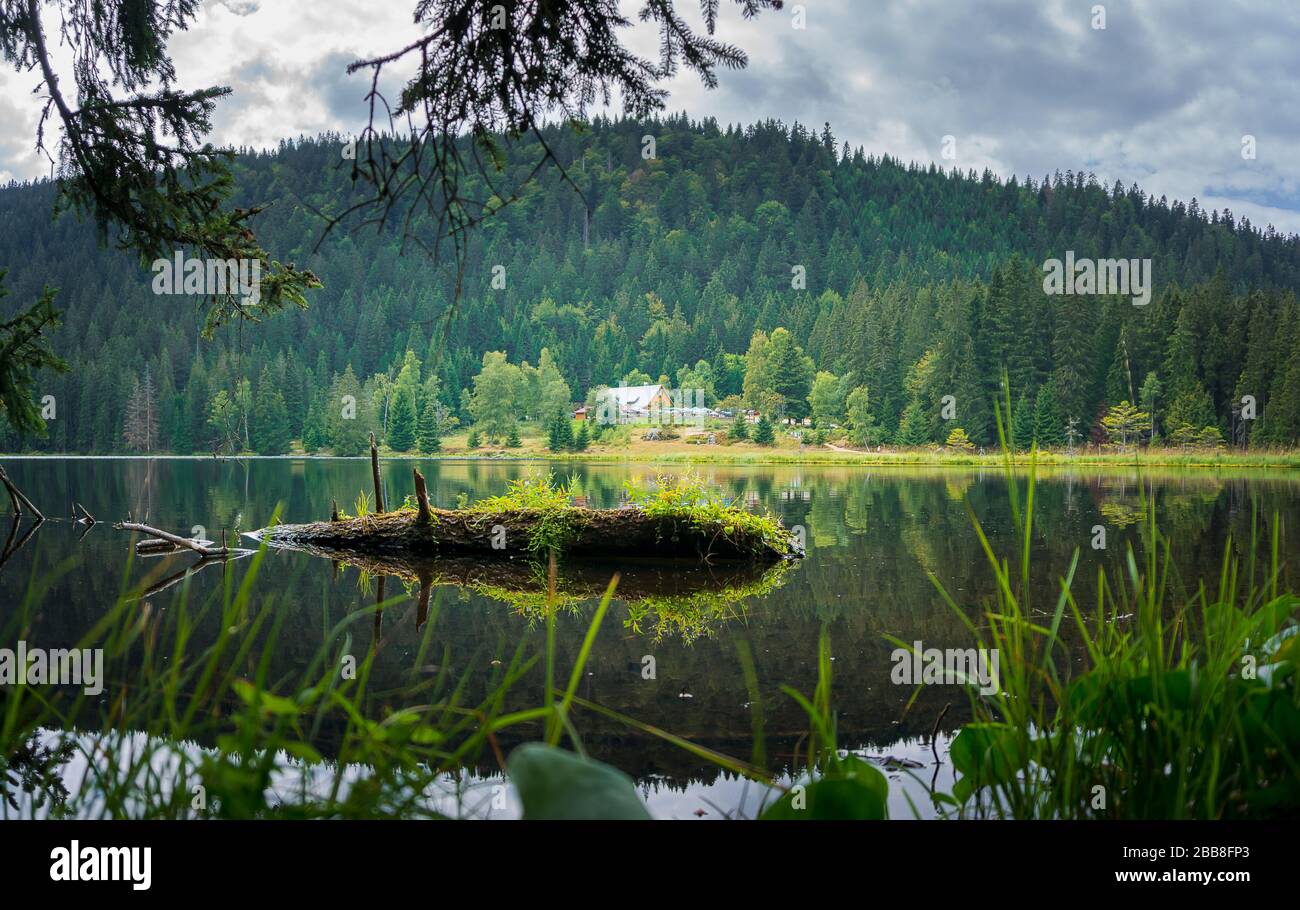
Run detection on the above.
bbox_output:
[506,424,521,448]
[302,396,326,452]
[845,385,879,447]
[1051,297,1098,436]
[573,422,590,451]
[1101,401,1152,448]
[729,414,749,442]
[0,272,67,437]
[766,328,815,418]
[417,399,442,453]
[556,416,575,450]
[945,427,976,450]
[1164,301,1217,439]
[1139,372,1163,442]
[896,401,931,446]
[387,384,418,451]
[753,413,776,446]
[252,367,292,455]
[327,365,370,456]
[1166,386,1216,442]
[1011,395,1035,451]
[1033,380,1067,448]
[466,427,480,449]
[121,365,160,452]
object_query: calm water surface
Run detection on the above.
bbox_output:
[2,457,1298,818]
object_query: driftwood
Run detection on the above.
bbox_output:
[116,521,248,558]
[369,433,385,513]
[0,464,43,522]
[134,537,216,558]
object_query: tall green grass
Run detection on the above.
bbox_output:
[919,386,1300,819]
[0,514,624,819]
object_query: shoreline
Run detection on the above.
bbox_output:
[3,449,1300,469]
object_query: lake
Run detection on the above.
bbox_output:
[2,457,1298,818]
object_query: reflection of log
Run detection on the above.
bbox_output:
[247,539,786,601]
[0,515,40,572]
[132,553,246,600]
[252,506,793,561]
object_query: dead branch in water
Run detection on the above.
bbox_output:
[0,464,43,522]
[134,536,216,558]
[369,433,385,513]
[931,702,952,763]
[115,521,246,558]
[412,468,431,522]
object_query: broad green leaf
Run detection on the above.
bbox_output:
[508,743,651,820]
[949,723,1022,802]
[762,775,889,820]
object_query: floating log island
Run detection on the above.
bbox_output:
[252,502,798,562]
[245,457,801,641]
[252,475,795,561]
[250,511,798,642]
[249,464,801,565]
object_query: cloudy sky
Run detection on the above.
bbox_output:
[3,0,1297,231]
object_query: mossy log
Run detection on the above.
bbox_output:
[251,468,800,563]
[252,505,795,562]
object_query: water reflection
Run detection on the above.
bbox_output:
[1,458,1298,813]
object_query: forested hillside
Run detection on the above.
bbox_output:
[3,115,1300,453]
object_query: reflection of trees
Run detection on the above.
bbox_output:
[1099,502,1143,529]
[5,459,1300,790]
[1,735,75,813]
[843,481,872,536]
[270,539,799,647]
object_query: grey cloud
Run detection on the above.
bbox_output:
[2,0,1298,230]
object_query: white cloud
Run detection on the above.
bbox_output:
[1,0,1298,231]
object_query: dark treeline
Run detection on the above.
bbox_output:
[2,114,1299,453]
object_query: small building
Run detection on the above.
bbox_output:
[573,406,588,421]
[609,384,673,413]
[594,383,675,423]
